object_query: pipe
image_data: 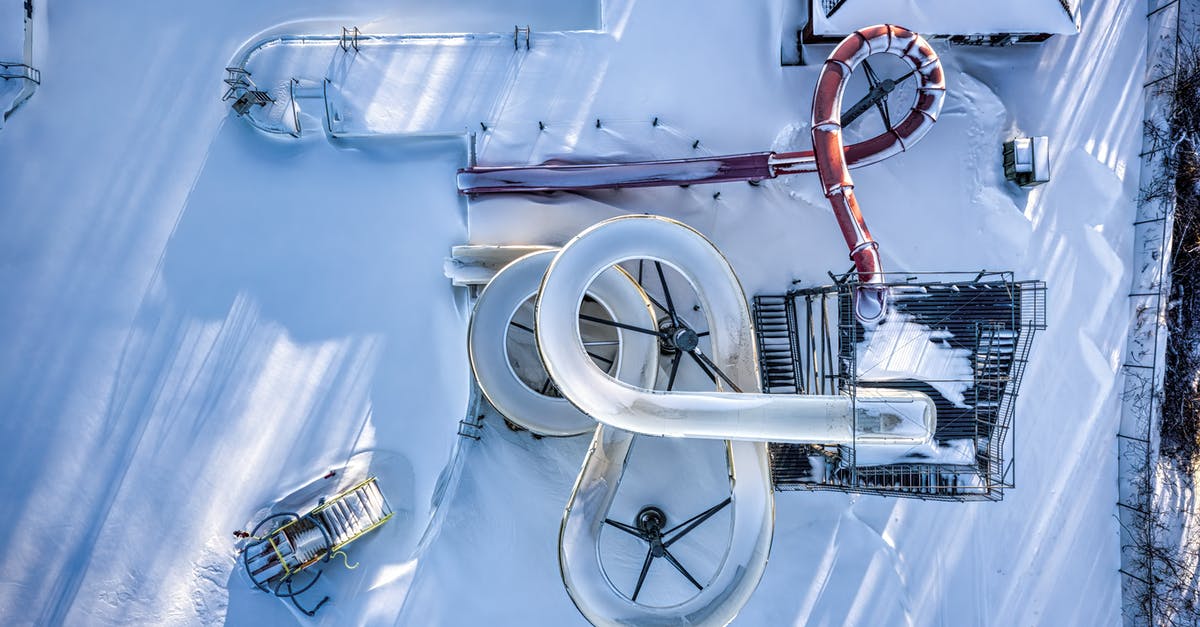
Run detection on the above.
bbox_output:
[458,25,945,323]
[457,153,776,193]
[455,143,893,194]
[540,216,774,626]
[456,24,943,194]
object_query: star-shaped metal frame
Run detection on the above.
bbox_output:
[840,59,919,130]
[603,498,732,602]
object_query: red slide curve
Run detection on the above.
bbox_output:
[808,24,944,320]
[457,24,945,320]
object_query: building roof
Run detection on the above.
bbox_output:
[812,0,1080,37]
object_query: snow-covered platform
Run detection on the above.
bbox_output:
[757,272,1046,499]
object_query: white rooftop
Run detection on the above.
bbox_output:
[813,0,1081,37]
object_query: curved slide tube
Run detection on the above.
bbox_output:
[809,24,945,321]
[535,217,934,444]
[465,215,936,625]
[468,250,659,436]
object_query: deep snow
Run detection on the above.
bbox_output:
[0,0,1143,625]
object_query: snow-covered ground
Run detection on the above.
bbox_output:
[0,0,1143,625]
[0,0,22,60]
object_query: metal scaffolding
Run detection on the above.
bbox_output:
[754,271,1045,501]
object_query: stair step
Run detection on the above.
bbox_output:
[324,507,351,543]
[334,501,357,535]
[366,480,391,516]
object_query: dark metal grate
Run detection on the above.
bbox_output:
[753,272,1046,501]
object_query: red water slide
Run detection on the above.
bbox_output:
[457,24,945,319]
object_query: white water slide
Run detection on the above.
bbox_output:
[467,215,936,626]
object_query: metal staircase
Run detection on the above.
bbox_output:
[753,274,1046,501]
[752,295,800,393]
[240,476,394,615]
[312,477,393,550]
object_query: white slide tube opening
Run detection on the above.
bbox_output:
[468,250,659,436]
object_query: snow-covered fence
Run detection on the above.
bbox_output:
[1116,1,1199,625]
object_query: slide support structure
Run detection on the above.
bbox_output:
[468,215,937,626]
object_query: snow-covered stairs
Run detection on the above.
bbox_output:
[314,477,393,550]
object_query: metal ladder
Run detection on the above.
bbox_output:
[753,295,801,393]
[312,477,393,551]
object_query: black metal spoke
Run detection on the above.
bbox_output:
[583,340,620,346]
[655,261,680,325]
[579,313,666,338]
[842,90,879,127]
[604,518,646,539]
[862,59,881,87]
[875,97,893,131]
[588,351,614,366]
[689,349,743,393]
[509,320,535,334]
[697,331,709,338]
[662,497,724,535]
[632,546,655,602]
[644,290,679,325]
[663,497,732,547]
[842,59,918,128]
[689,351,718,386]
[666,350,683,391]
[660,547,703,590]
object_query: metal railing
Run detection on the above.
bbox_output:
[225,27,534,139]
[0,62,39,84]
[754,272,1046,501]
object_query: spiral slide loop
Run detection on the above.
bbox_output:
[468,250,659,436]
[466,215,937,626]
[806,24,945,321]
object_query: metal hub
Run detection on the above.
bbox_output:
[671,328,699,352]
[637,506,667,535]
[659,319,699,354]
[637,506,668,558]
